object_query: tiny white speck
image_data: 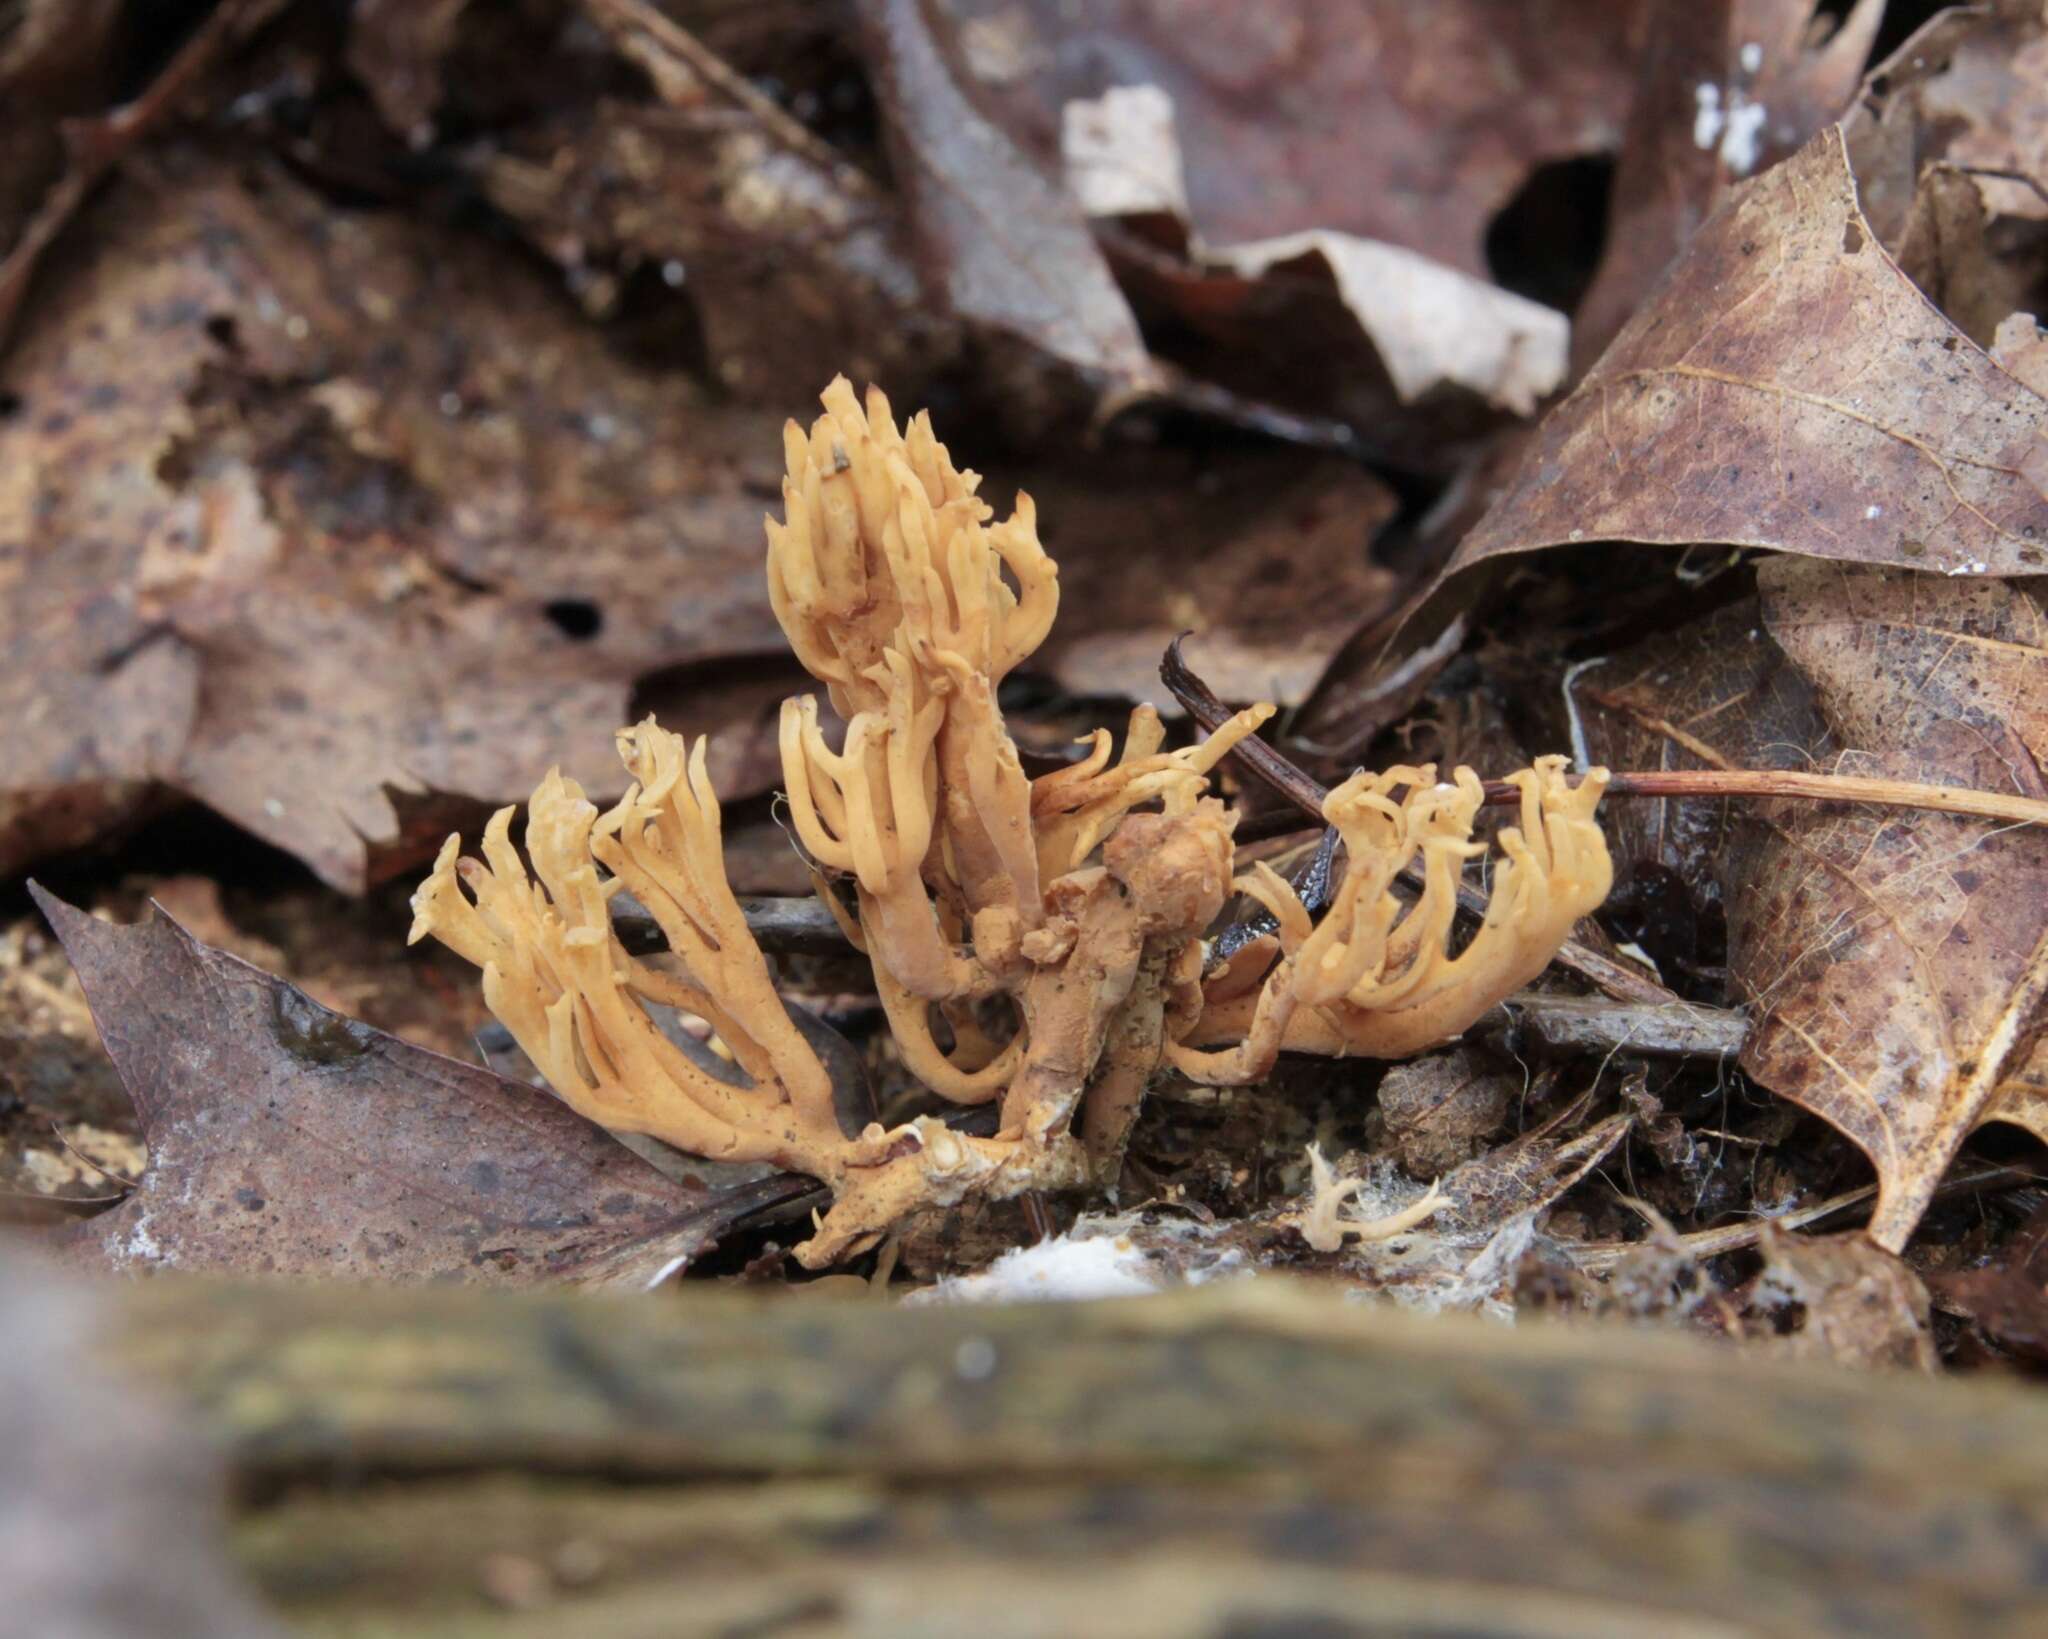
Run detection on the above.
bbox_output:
[284,313,309,340]
[662,260,687,287]
[1720,97,1768,175]
[1739,42,1763,73]
[1864,504,1883,520]
[1568,528,1585,541]
[1694,82,1724,151]
[954,1336,998,1380]
[263,797,286,818]
[439,392,463,416]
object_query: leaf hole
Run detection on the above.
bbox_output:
[1483,152,1615,317]
[544,598,604,640]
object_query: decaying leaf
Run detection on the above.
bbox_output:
[0,0,283,351]
[345,0,473,147]
[2,151,790,890]
[472,0,948,401]
[1844,0,2048,238]
[1017,448,1398,708]
[1373,1045,1518,1178]
[1458,127,2048,580]
[1572,0,1883,367]
[29,885,804,1285]
[0,0,120,246]
[1581,561,2048,1250]
[1841,5,2048,352]
[1580,597,1837,898]
[1929,1201,2048,1362]
[1203,232,1568,420]
[858,0,1152,384]
[1052,77,1569,426]
[947,0,1643,277]
[1435,1105,1633,1238]
[1740,558,2048,1244]
[1747,1222,1939,1372]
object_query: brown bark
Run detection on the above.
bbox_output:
[102,1276,2048,1635]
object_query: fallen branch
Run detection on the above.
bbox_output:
[100,1275,2048,1632]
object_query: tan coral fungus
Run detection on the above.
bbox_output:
[411,377,1614,1266]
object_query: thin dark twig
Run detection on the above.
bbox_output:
[1163,634,1329,820]
[0,0,290,349]
[1164,635,1679,1007]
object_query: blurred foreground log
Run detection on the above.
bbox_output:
[106,1277,2048,1635]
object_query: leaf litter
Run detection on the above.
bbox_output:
[0,0,2046,1388]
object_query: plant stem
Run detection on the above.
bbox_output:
[1495,768,2048,828]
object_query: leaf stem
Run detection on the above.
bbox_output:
[1495,769,2048,829]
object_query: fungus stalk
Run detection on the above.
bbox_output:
[411,377,1615,1266]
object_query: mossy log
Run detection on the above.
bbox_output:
[105,1277,2048,1635]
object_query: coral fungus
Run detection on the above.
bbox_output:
[411,378,1613,1265]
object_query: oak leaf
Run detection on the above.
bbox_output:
[1458,127,2048,580]
[1582,564,2048,1249]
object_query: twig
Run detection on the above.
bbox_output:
[1573,1164,2041,1271]
[1487,993,1749,1060]
[578,0,871,195]
[1163,636,1678,1007]
[1483,768,2048,830]
[1161,635,1332,820]
[613,892,851,959]
[1169,638,2048,832]
[0,0,289,351]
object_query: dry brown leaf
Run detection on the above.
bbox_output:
[1579,599,1835,896]
[1281,2,1875,750]
[0,0,284,352]
[467,0,950,402]
[0,0,120,246]
[1582,563,2048,1250]
[1928,1201,2048,1361]
[1374,1046,1517,1178]
[1015,447,1398,708]
[858,0,1153,383]
[476,100,944,400]
[29,885,807,1285]
[1746,1222,1938,1371]
[1890,162,2043,348]
[947,0,1644,278]
[1459,127,2048,581]
[345,0,474,146]
[1055,84,1569,418]
[1199,233,1566,420]
[1846,0,2048,231]
[1572,0,1882,368]
[2,151,791,889]
[1436,1108,1632,1237]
